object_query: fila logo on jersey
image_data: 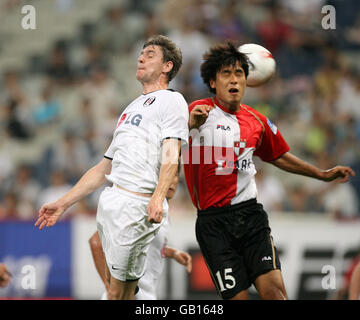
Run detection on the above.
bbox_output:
[261,256,272,261]
[116,113,142,127]
[217,124,231,131]
[143,96,156,107]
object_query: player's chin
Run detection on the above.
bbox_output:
[136,70,145,81]
[226,94,242,105]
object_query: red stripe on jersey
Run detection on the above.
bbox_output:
[183,146,238,210]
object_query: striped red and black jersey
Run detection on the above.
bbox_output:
[182,97,290,211]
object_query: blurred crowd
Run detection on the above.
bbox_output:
[0,0,359,222]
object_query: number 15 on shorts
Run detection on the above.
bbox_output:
[215,268,236,292]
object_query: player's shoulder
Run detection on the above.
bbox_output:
[161,89,183,98]
[160,89,187,103]
[241,104,267,122]
[189,97,214,112]
[241,104,280,135]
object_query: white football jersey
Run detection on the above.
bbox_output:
[104,89,189,193]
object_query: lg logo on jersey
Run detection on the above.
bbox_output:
[117,113,143,128]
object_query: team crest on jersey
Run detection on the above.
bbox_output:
[143,96,156,107]
[234,140,246,156]
[267,118,278,135]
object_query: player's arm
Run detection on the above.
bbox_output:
[147,138,181,223]
[349,261,360,300]
[35,157,112,230]
[270,152,355,183]
[188,104,214,130]
[163,247,192,273]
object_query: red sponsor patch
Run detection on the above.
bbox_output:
[117,113,127,128]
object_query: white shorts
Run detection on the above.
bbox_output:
[96,185,168,281]
[136,219,169,299]
[100,219,169,300]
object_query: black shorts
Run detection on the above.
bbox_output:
[195,199,281,300]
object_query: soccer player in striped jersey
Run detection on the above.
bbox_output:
[183,42,355,300]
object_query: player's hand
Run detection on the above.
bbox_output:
[173,251,192,273]
[189,104,214,130]
[0,264,11,288]
[35,201,66,230]
[321,166,355,183]
[147,196,163,223]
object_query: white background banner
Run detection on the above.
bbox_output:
[72,214,360,300]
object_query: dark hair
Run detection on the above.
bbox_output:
[200,41,249,94]
[143,35,182,82]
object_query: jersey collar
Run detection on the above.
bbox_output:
[142,89,174,96]
[213,97,243,115]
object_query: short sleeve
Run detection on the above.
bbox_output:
[160,93,189,144]
[254,117,290,162]
[104,136,116,160]
[104,116,122,160]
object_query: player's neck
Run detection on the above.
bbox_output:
[141,77,169,95]
[216,96,241,113]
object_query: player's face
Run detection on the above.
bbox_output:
[210,61,246,111]
[136,45,168,84]
[166,173,179,200]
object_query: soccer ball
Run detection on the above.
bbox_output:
[238,43,276,87]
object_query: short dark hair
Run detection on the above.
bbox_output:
[143,35,182,83]
[200,41,249,94]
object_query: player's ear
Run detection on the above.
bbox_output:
[163,61,173,74]
[210,79,216,90]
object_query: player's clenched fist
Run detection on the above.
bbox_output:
[321,166,355,183]
[147,197,163,223]
[35,201,66,230]
[189,104,214,130]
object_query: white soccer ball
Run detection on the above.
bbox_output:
[238,43,276,87]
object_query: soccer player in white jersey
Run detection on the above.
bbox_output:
[89,171,192,300]
[183,42,355,300]
[35,35,189,300]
